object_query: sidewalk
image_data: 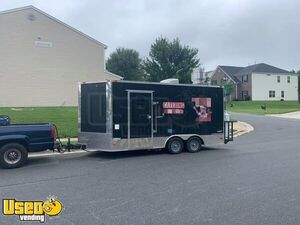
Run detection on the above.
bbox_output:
[268,111,300,119]
[233,121,254,137]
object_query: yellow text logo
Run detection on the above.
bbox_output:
[2,197,63,223]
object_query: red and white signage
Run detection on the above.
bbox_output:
[163,109,184,114]
[162,102,185,115]
[163,102,185,109]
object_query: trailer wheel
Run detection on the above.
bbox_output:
[186,137,202,153]
[167,137,184,154]
[0,143,28,169]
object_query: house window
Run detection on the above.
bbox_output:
[243,75,248,83]
[277,76,280,83]
[269,90,275,98]
[281,91,285,98]
[287,76,290,83]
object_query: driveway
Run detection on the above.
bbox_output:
[1,113,300,225]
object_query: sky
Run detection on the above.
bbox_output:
[1,0,300,71]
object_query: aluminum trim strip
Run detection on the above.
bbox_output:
[106,81,113,134]
[126,89,155,93]
[79,133,224,152]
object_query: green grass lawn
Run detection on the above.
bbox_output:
[0,107,78,137]
[1,101,299,137]
[227,101,300,114]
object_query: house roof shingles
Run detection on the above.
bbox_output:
[218,66,243,83]
[235,63,292,76]
[218,63,292,84]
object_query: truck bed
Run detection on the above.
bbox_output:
[0,123,55,152]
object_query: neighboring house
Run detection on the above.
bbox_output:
[191,67,204,84]
[192,67,214,85]
[211,63,299,101]
[0,6,122,107]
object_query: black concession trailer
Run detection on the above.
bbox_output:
[78,80,233,154]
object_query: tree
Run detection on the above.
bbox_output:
[106,48,145,81]
[223,81,234,102]
[142,37,200,83]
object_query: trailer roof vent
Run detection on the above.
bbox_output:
[160,78,179,84]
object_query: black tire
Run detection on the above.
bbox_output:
[186,137,202,153]
[0,143,28,169]
[167,137,184,154]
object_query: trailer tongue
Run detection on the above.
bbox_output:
[78,80,233,153]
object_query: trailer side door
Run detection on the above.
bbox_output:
[127,90,153,149]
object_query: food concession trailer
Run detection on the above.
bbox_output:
[78,80,233,154]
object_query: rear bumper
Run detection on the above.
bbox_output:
[29,141,56,152]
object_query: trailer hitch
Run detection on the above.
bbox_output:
[54,138,86,153]
[53,124,86,153]
[63,138,86,152]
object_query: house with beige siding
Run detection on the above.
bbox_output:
[0,6,121,107]
[211,63,299,101]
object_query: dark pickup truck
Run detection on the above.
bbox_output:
[0,116,57,169]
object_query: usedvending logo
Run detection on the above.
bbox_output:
[2,196,63,223]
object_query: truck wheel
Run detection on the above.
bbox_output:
[167,137,184,154]
[0,143,28,169]
[186,137,202,153]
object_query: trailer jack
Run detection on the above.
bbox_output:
[64,138,86,152]
[224,121,234,144]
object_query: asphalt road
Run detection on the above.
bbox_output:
[1,113,300,225]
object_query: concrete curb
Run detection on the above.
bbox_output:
[267,111,300,120]
[59,138,78,142]
[233,121,254,137]
[29,150,86,158]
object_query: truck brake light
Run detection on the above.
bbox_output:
[51,126,57,139]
